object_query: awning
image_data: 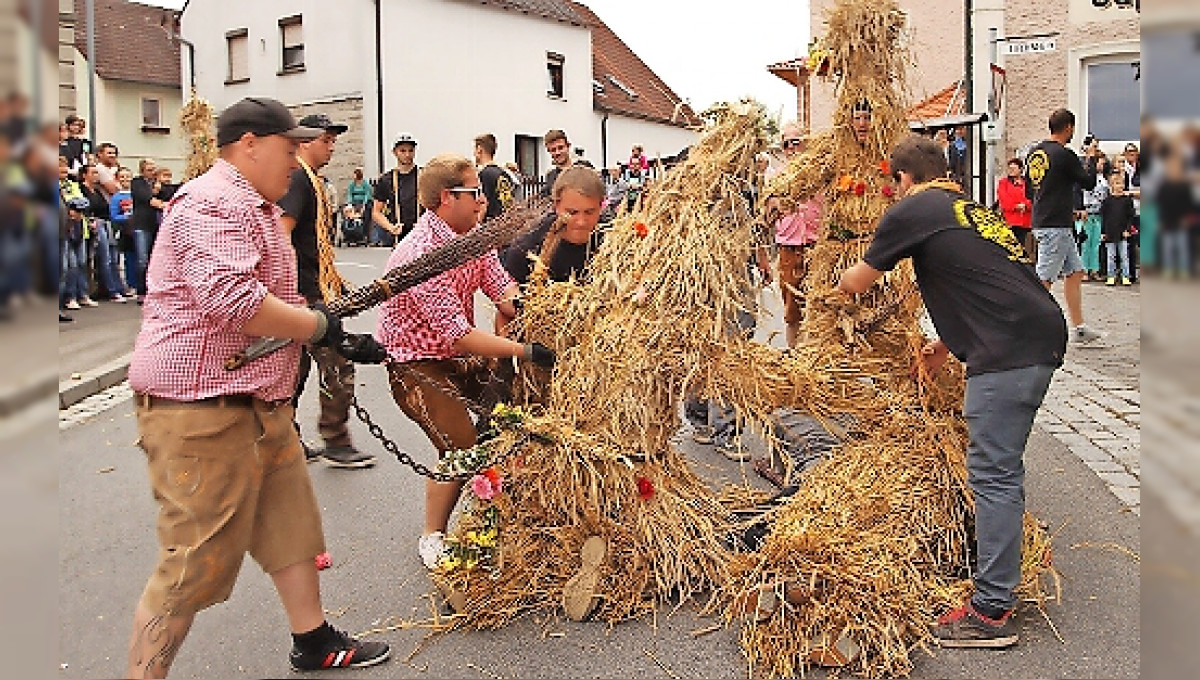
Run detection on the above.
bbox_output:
[908,112,989,131]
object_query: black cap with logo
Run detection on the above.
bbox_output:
[297,113,349,136]
[216,97,323,147]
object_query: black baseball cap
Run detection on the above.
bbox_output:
[297,113,349,135]
[216,97,323,147]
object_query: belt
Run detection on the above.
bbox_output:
[779,243,815,250]
[135,393,282,409]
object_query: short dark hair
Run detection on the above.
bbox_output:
[1048,108,1075,134]
[97,142,118,155]
[474,133,497,157]
[544,129,568,147]
[889,134,949,184]
[1007,157,1023,169]
[65,114,83,126]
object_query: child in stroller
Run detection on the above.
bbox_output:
[339,203,369,246]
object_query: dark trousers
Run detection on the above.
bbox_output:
[294,345,356,447]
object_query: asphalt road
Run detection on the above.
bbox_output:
[58,245,1144,679]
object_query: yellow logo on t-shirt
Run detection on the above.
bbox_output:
[1026,149,1050,188]
[953,199,1030,264]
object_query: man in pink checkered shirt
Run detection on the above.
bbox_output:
[375,152,555,571]
[124,97,390,677]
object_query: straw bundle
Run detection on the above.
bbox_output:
[179,92,217,181]
[432,100,781,623]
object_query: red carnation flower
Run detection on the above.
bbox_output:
[882,184,896,198]
[634,222,649,239]
[854,182,866,196]
[636,476,655,500]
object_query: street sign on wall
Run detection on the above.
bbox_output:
[1003,38,1058,56]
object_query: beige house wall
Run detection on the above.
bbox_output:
[1002,0,1139,158]
[808,0,965,132]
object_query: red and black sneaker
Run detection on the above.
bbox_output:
[289,626,390,671]
[931,602,1018,649]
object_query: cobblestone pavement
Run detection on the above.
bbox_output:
[59,382,132,430]
[1034,281,1141,513]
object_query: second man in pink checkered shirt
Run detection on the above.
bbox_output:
[375,153,555,570]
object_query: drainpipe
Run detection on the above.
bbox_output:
[965,0,982,200]
[374,0,385,175]
[86,0,97,138]
[600,111,609,169]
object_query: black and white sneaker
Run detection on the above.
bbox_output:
[289,626,391,671]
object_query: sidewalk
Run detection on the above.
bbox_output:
[56,298,140,408]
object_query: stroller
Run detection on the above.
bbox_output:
[339,203,369,246]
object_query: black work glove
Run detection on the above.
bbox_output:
[308,301,344,348]
[337,333,389,364]
[523,342,556,369]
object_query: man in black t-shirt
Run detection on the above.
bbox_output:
[539,129,592,198]
[371,134,420,246]
[474,133,516,220]
[280,113,377,470]
[502,166,606,286]
[839,134,1066,650]
[1024,108,1102,345]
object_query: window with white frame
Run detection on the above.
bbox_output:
[280,16,305,72]
[226,29,249,83]
[141,96,163,129]
[1085,58,1140,141]
[547,52,564,98]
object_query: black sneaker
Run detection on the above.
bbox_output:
[320,445,376,469]
[289,626,390,670]
[931,602,1018,649]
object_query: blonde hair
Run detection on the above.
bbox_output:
[418,153,475,210]
[552,166,606,201]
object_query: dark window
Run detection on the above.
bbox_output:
[547,52,564,98]
[280,16,304,72]
[1086,60,1140,141]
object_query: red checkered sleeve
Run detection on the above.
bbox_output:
[174,200,269,328]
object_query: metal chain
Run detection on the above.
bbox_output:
[346,389,469,483]
[315,353,518,483]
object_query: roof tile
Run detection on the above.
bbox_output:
[73,0,181,88]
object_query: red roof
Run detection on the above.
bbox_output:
[766,58,813,87]
[567,2,701,128]
[73,0,181,88]
[474,0,586,25]
[908,81,965,121]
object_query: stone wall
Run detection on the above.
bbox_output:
[288,96,365,205]
[1003,0,1139,156]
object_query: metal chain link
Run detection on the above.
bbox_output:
[316,355,519,483]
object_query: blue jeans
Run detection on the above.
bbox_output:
[131,229,154,295]
[369,224,395,247]
[1105,240,1130,279]
[60,239,88,304]
[964,363,1056,614]
[1161,230,1191,276]
[91,220,126,297]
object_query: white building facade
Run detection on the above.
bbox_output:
[180,0,698,193]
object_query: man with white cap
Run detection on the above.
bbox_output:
[371,133,420,246]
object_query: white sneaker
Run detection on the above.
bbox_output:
[1071,325,1104,346]
[80,297,99,307]
[111,293,127,303]
[418,532,446,570]
[64,300,81,310]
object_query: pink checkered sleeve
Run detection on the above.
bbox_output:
[406,272,473,347]
[172,200,268,327]
[480,251,516,302]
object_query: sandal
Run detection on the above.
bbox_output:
[753,456,786,488]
